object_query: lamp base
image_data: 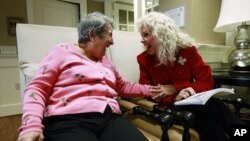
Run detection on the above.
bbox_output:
[228,48,250,72]
[228,23,250,73]
[227,23,250,74]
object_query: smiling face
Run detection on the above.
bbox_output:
[140,25,157,55]
[87,24,114,61]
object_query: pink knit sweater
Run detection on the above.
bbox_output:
[19,43,151,136]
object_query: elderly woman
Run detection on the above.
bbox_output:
[136,12,244,141]
[17,12,163,141]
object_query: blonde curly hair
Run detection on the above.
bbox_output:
[137,12,197,65]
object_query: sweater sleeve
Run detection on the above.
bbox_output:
[103,57,151,97]
[19,45,64,136]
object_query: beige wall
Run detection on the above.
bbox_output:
[158,0,225,45]
[0,0,27,46]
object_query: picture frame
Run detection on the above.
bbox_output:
[7,16,23,36]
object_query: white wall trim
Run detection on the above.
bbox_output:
[0,103,22,117]
[26,0,34,23]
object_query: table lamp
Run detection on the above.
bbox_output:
[214,0,250,73]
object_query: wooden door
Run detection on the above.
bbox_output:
[27,0,80,27]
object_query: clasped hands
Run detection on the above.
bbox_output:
[150,85,196,102]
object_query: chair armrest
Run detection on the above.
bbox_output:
[128,98,195,127]
[118,98,198,141]
[117,99,174,141]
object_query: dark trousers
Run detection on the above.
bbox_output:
[171,98,245,141]
[43,105,148,141]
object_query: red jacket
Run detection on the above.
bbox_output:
[137,46,214,106]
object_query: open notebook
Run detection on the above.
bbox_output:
[174,88,235,105]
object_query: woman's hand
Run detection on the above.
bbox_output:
[18,131,44,141]
[175,87,196,101]
[158,84,176,96]
[149,85,161,99]
[149,84,176,101]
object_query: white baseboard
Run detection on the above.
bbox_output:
[0,103,22,117]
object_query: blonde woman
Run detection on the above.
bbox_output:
[136,12,244,141]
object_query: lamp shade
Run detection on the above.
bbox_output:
[214,0,250,32]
